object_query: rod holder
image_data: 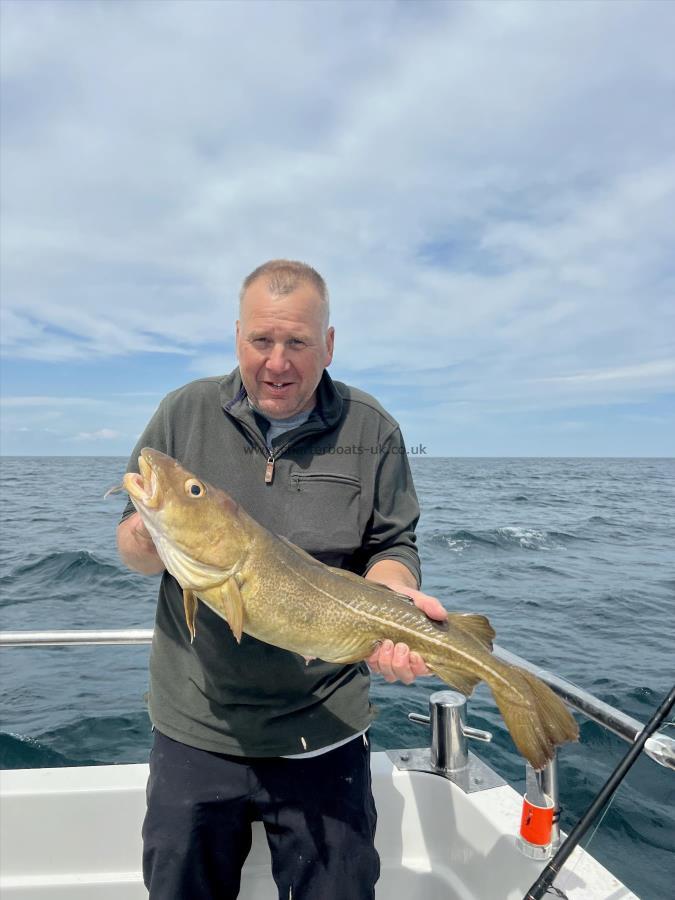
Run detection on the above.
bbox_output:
[517,756,561,860]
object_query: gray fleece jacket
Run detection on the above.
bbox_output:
[122,368,421,756]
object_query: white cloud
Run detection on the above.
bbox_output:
[1,0,674,433]
[74,428,121,441]
[537,359,675,386]
[0,392,157,455]
[187,353,238,378]
[1,395,102,408]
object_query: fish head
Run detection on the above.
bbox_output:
[123,448,247,585]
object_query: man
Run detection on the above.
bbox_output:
[117,260,446,900]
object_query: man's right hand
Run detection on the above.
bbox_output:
[117,512,165,575]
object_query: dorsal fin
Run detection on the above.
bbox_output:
[446,613,495,650]
[326,564,410,598]
[278,535,323,567]
[278,535,413,602]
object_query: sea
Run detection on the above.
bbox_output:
[1,456,673,898]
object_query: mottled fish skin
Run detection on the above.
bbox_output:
[124,448,579,770]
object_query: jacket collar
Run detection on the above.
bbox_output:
[219,368,343,437]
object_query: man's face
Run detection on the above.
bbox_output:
[236,279,334,419]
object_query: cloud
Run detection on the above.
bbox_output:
[536,359,675,386]
[1,395,102,408]
[74,428,121,441]
[1,0,674,454]
[0,392,157,455]
[187,353,238,378]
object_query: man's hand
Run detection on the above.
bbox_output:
[117,512,165,575]
[364,561,447,685]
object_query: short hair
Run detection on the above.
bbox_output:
[239,259,330,328]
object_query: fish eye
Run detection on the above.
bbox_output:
[185,479,205,497]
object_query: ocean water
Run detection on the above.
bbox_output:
[1,456,673,898]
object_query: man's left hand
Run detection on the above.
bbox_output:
[365,581,447,685]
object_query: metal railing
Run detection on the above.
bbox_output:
[0,629,154,646]
[1,629,673,772]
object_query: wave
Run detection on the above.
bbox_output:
[496,526,569,550]
[0,712,152,769]
[428,526,576,553]
[0,732,98,769]
[2,549,122,590]
[38,713,152,764]
[529,563,574,578]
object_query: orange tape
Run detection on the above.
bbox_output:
[520,796,554,846]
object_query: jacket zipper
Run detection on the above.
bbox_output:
[263,436,303,484]
[234,419,326,485]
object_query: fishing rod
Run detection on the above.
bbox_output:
[523,682,675,900]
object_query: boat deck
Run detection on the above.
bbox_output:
[0,752,637,899]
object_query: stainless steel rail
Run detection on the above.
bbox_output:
[0,629,154,646]
[1,630,673,771]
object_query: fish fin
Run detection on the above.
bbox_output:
[326,564,370,585]
[488,664,579,770]
[278,538,392,595]
[278,536,323,567]
[326,564,418,606]
[277,539,417,606]
[446,613,495,650]
[326,649,373,664]
[183,589,198,643]
[103,483,125,499]
[427,661,482,697]
[221,577,245,644]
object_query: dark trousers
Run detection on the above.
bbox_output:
[142,730,380,900]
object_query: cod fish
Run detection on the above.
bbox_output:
[123,448,578,769]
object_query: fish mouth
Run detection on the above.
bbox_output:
[123,452,160,509]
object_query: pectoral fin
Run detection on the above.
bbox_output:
[183,589,198,643]
[222,577,245,644]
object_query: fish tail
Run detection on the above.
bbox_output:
[488,665,579,770]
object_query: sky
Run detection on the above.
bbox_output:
[1,0,673,457]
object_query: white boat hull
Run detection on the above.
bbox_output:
[0,752,637,899]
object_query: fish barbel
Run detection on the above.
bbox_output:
[123,448,578,769]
